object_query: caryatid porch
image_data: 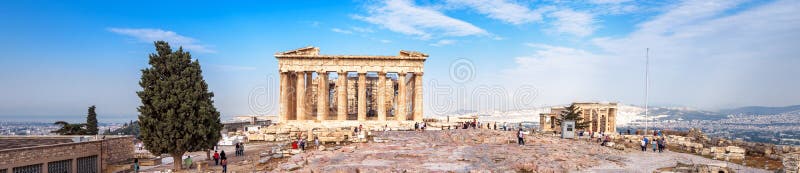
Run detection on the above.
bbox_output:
[275,46,426,122]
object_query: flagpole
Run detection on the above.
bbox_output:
[645,48,650,135]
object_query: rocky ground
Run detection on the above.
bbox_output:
[142,129,774,172]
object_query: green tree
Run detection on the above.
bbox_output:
[555,104,592,130]
[85,105,99,135]
[136,41,222,171]
[52,121,86,135]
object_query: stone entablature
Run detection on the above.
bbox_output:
[275,47,426,123]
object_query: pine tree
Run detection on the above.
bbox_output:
[85,105,99,135]
[137,41,222,171]
[52,121,86,135]
[555,104,592,130]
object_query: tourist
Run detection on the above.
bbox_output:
[627,129,631,135]
[652,136,658,152]
[414,122,419,131]
[221,157,228,173]
[359,124,363,133]
[657,138,665,153]
[641,137,648,151]
[220,150,226,160]
[300,138,306,151]
[183,156,193,169]
[240,143,245,156]
[213,150,220,165]
[234,143,239,156]
[601,135,610,146]
[517,129,525,145]
[314,136,320,149]
[134,159,139,173]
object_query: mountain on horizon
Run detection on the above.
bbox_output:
[719,105,800,115]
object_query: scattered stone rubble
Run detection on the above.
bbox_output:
[655,161,734,173]
[784,152,800,173]
[271,129,625,172]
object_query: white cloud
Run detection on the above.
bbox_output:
[109,28,216,53]
[548,9,597,37]
[588,0,634,4]
[380,39,392,43]
[354,0,488,40]
[504,0,800,109]
[446,0,546,25]
[331,28,353,34]
[429,39,456,46]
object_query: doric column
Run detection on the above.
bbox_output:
[316,71,329,121]
[337,71,347,120]
[413,72,423,122]
[279,72,288,122]
[377,72,386,121]
[397,72,407,121]
[296,71,306,121]
[357,73,367,121]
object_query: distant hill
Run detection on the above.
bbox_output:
[720,105,800,115]
[649,107,728,121]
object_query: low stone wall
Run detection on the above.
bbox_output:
[0,136,134,173]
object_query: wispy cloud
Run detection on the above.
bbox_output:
[445,0,548,25]
[429,39,456,47]
[505,0,800,108]
[331,28,353,34]
[353,0,487,40]
[108,28,216,53]
[548,9,597,37]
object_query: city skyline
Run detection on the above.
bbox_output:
[1,0,799,121]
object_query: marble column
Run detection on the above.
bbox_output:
[397,72,407,121]
[357,73,367,121]
[316,71,329,121]
[279,72,288,122]
[306,72,314,117]
[413,72,423,122]
[377,72,387,121]
[336,71,347,120]
[288,72,296,120]
[296,71,306,121]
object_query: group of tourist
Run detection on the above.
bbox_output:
[212,150,228,172]
[641,136,667,153]
[234,143,245,156]
[414,122,427,131]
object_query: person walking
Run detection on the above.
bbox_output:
[220,157,228,173]
[213,151,220,165]
[517,129,525,145]
[133,159,139,173]
[220,150,226,160]
[314,136,320,149]
[234,143,239,156]
[641,137,648,151]
[657,138,665,153]
[652,137,658,152]
[240,143,245,156]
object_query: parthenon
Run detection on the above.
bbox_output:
[275,46,426,122]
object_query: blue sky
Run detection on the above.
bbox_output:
[1,0,798,122]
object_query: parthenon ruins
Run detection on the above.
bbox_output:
[275,46,426,122]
